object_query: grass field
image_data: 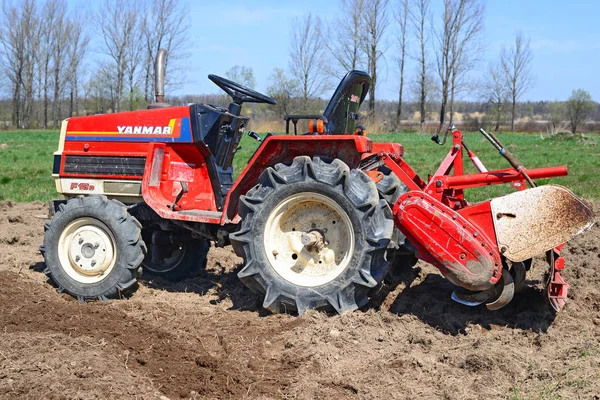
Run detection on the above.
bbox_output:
[1,130,599,203]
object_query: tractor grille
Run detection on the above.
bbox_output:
[103,181,142,195]
[63,155,146,176]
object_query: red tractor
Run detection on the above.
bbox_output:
[41,49,593,314]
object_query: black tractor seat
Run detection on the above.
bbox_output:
[284,70,371,135]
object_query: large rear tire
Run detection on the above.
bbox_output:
[230,156,394,315]
[40,196,145,301]
[375,167,418,283]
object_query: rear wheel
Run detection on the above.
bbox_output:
[40,196,145,301]
[374,167,418,283]
[230,156,394,315]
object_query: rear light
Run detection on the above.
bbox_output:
[308,119,324,134]
[354,126,366,136]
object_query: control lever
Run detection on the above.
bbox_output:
[170,181,188,210]
[479,128,535,187]
[431,125,454,146]
[247,130,263,142]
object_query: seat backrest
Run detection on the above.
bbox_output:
[323,70,371,134]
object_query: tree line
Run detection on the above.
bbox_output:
[0,0,188,129]
[0,0,596,134]
[267,0,597,133]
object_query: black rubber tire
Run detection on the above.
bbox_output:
[230,156,394,315]
[40,195,145,301]
[141,229,210,281]
[374,167,418,283]
[376,166,409,207]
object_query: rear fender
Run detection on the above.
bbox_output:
[223,135,373,222]
[141,142,222,224]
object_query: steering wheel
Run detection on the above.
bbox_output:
[208,74,277,105]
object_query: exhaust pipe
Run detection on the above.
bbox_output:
[148,48,169,108]
[155,48,167,103]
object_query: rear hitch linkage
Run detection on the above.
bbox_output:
[383,126,594,312]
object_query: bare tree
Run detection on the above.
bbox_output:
[501,32,534,132]
[0,0,33,127]
[21,0,41,128]
[480,61,506,131]
[409,0,430,130]
[566,89,594,134]
[434,0,484,131]
[0,0,91,128]
[225,65,256,89]
[38,0,61,128]
[98,0,139,112]
[142,0,190,103]
[547,101,566,134]
[52,8,72,127]
[124,16,144,111]
[361,0,389,120]
[394,0,409,128]
[66,12,89,117]
[266,68,298,117]
[83,64,116,114]
[324,0,365,78]
[289,13,327,109]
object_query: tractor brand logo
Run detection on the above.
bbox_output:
[350,94,360,103]
[117,119,176,135]
[66,117,192,142]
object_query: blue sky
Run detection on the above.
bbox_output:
[79,0,600,101]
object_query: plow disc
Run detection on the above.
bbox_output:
[491,185,594,262]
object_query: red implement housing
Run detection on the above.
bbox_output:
[378,129,593,310]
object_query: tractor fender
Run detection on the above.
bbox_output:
[222,135,373,223]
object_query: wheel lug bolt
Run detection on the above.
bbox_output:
[75,255,80,262]
[94,243,99,249]
[78,238,84,245]
[91,260,96,267]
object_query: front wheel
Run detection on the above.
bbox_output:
[230,156,394,315]
[40,196,145,301]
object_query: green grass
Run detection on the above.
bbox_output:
[0,131,59,202]
[1,130,599,203]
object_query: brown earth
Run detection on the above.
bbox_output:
[0,201,599,400]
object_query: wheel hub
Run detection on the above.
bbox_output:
[300,230,326,252]
[58,218,117,284]
[264,193,354,287]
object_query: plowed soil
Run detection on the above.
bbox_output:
[0,201,599,400]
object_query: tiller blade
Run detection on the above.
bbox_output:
[451,287,495,307]
[485,269,514,311]
[451,262,524,309]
